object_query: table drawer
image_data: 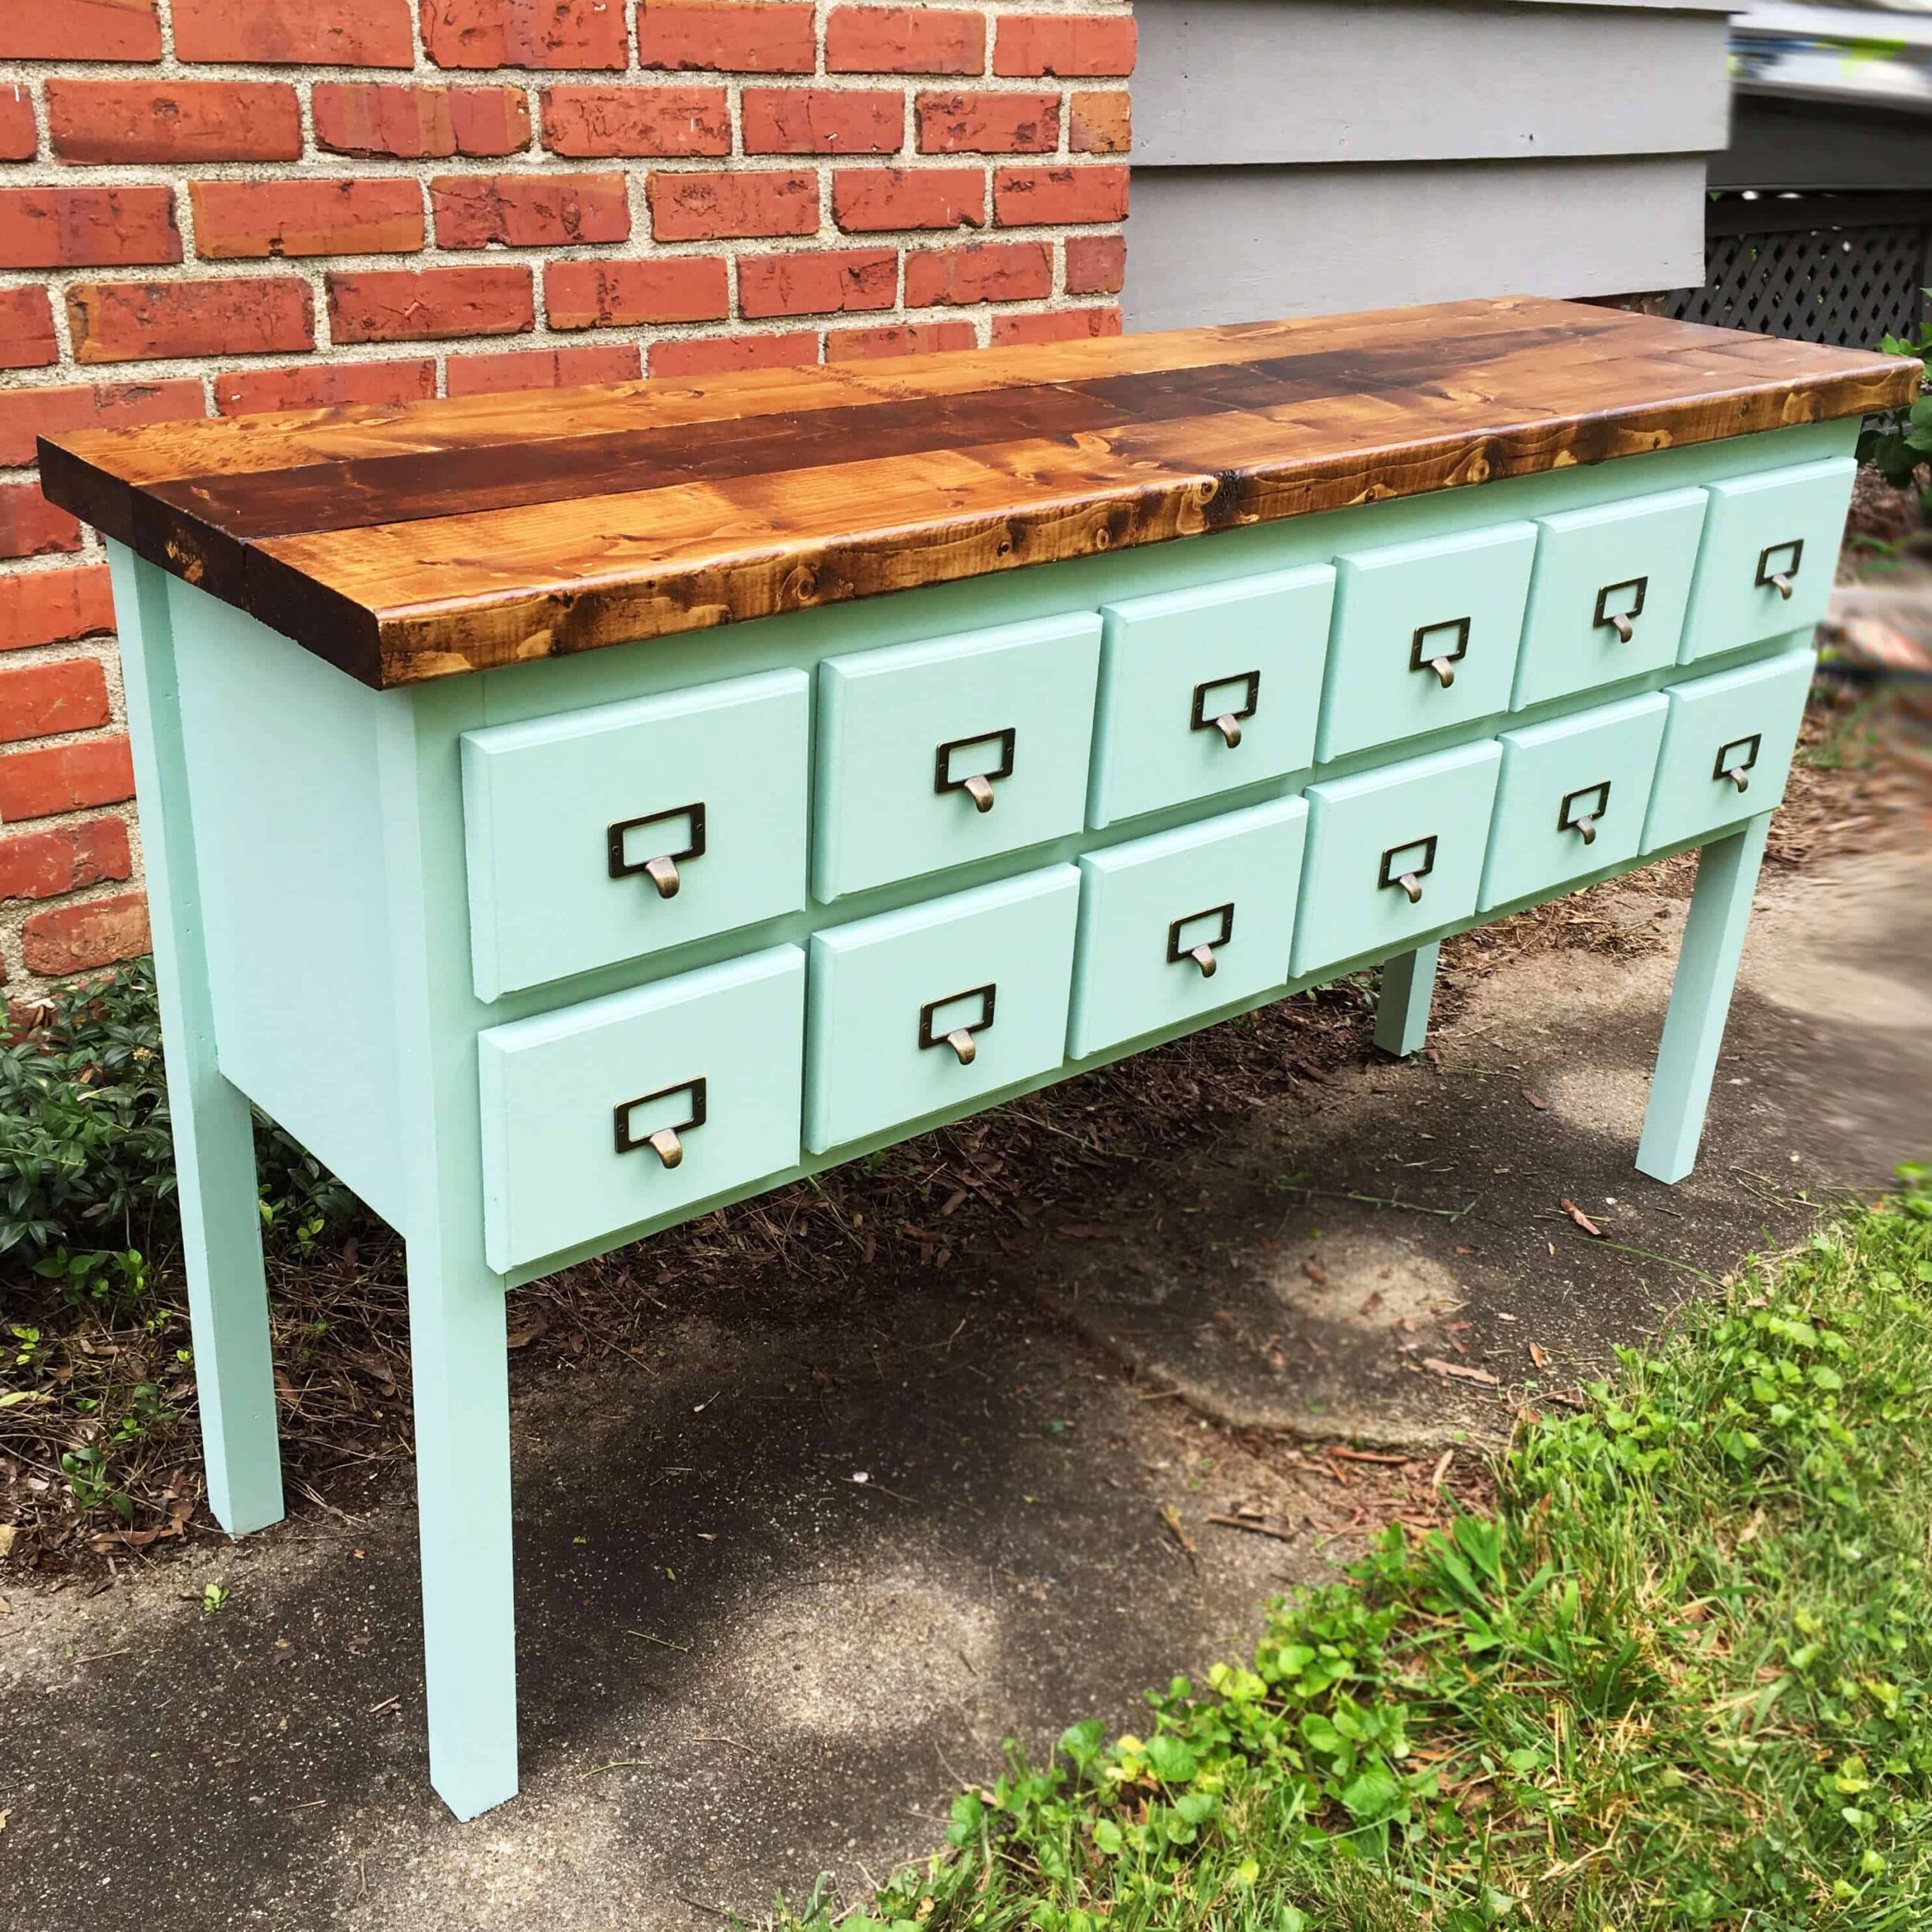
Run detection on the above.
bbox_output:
[1069,797,1307,1060]
[804,866,1078,1153]
[1642,645,1814,853]
[478,946,805,1274]
[813,614,1100,901]
[1680,456,1854,663]
[1317,521,1534,761]
[1088,565,1334,829]
[1291,739,1502,977]
[1478,692,1668,912]
[1513,488,1707,711]
[461,669,809,1001]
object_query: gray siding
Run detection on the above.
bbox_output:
[1125,0,1731,330]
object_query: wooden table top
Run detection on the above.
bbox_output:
[39,295,1919,691]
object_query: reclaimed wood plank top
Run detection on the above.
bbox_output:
[38,295,1921,691]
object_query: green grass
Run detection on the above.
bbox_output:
[778,1168,1932,1931]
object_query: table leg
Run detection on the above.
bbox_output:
[109,548,283,1537]
[1637,813,1771,1186]
[1374,941,1440,1058]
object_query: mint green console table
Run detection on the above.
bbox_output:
[40,296,1916,1818]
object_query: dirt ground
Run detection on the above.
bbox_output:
[0,690,1927,1931]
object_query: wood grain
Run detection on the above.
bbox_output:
[38,295,1920,689]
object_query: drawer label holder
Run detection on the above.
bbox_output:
[1755,540,1803,601]
[614,1076,708,1170]
[918,983,997,1066]
[1189,670,1261,750]
[608,801,707,900]
[934,728,1017,814]
[1167,902,1235,978]
[1558,780,1612,846]
[1409,617,1469,690]
[1592,575,1648,644]
[1379,834,1438,906]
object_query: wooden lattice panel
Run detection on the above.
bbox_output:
[1669,222,1930,349]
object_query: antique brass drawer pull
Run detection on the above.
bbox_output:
[1379,834,1438,906]
[1190,669,1261,750]
[1167,902,1235,979]
[608,801,708,900]
[1593,575,1648,645]
[1714,731,1761,794]
[614,1077,708,1171]
[1410,617,1469,690]
[935,728,1017,814]
[1558,780,1612,847]
[1756,539,1803,601]
[919,983,997,1066]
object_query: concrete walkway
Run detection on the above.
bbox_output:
[2,836,1927,1932]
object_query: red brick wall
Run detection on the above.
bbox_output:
[0,0,1133,995]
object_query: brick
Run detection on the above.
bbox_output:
[431,171,628,248]
[904,239,1048,306]
[990,303,1121,346]
[916,91,1057,154]
[648,169,817,242]
[824,318,974,361]
[423,0,628,71]
[0,377,204,467]
[741,88,901,156]
[0,566,115,652]
[543,254,728,328]
[67,278,315,363]
[0,735,134,821]
[328,266,534,343]
[313,84,532,158]
[191,179,424,259]
[541,85,728,157]
[174,0,414,66]
[1064,232,1124,295]
[0,818,131,903]
[47,81,302,164]
[0,658,109,744]
[638,2,816,74]
[738,247,897,319]
[0,86,36,162]
[992,164,1128,226]
[0,187,180,269]
[826,7,984,75]
[215,358,435,414]
[832,166,983,233]
[0,486,83,561]
[0,290,57,370]
[0,1,162,61]
[1068,89,1129,154]
[649,331,817,378]
[23,891,152,977]
[994,14,1137,78]
[445,341,639,396]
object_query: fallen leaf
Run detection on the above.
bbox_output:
[1559,1198,1607,1238]
[1055,1224,1115,1239]
[1423,1357,1500,1387]
[1302,1258,1330,1289]
[1159,1503,1199,1564]
[1522,1089,1549,1110]
[0,1525,15,1558]
[1529,1342,1550,1370]
[505,1311,549,1349]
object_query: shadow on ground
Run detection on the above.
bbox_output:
[1,841,1927,1932]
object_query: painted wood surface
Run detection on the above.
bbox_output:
[38,298,1918,691]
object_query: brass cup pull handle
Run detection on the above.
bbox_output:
[609,802,706,892]
[1769,574,1794,601]
[936,728,1016,814]
[1572,813,1598,846]
[961,773,996,814]
[1168,903,1235,977]
[943,1028,977,1066]
[642,854,681,898]
[646,1127,683,1168]
[614,1078,707,1171]
[1396,872,1424,906]
[1755,540,1803,601]
[1724,764,1750,793]
[1607,612,1635,644]
[1188,942,1218,978]
[1211,712,1243,750]
[1410,617,1470,688]
[1378,836,1438,904]
[1426,656,1456,690]
[919,983,996,1063]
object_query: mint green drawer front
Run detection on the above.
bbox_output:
[1681,457,1854,663]
[1088,565,1334,829]
[1642,645,1814,852]
[1291,739,1503,977]
[1069,796,1307,1060]
[1513,488,1707,710]
[1317,521,1534,761]
[805,866,1079,1152]
[813,614,1101,901]
[1479,692,1668,912]
[461,669,808,1001]
[478,946,805,1273]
